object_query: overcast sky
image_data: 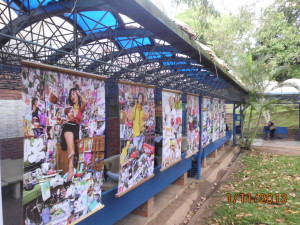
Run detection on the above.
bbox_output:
[150,0,275,18]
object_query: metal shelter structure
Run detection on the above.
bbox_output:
[0,1,249,224]
[0,0,247,101]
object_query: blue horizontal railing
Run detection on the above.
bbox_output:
[80,152,192,225]
[80,130,232,225]
[201,130,232,158]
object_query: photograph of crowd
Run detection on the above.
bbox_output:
[161,91,182,170]
[117,84,156,196]
[201,97,212,148]
[186,95,200,157]
[22,65,105,225]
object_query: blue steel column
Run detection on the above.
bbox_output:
[233,104,237,145]
[197,96,202,180]
[298,104,300,141]
[240,105,244,140]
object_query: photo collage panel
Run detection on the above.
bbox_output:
[22,65,105,225]
[212,98,221,142]
[201,97,212,148]
[117,84,156,195]
[161,91,183,169]
[186,95,200,157]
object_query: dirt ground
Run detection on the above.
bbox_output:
[185,138,300,225]
[187,155,244,225]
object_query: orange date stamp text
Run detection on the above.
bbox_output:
[226,193,287,204]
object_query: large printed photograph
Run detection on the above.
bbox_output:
[117,84,155,196]
[161,91,182,170]
[22,65,105,225]
[201,97,212,148]
[212,98,220,142]
[186,95,200,157]
[220,100,227,138]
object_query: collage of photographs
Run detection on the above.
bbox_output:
[161,91,183,169]
[22,65,106,225]
[21,66,228,223]
[201,97,213,148]
[220,100,227,138]
[118,84,156,196]
[202,97,227,148]
[186,95,200,157]
[212,98,221,142]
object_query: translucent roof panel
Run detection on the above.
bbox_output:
[13,0,58,10]
[3,0,20,11]
[162,61,187,66]
[187,72,201,77]
[143,52,173,59]
[64,11,118,34]
[179,68,199,72]
[115,37,151,49]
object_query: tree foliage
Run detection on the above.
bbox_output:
[174,0,300,149]
[174,0,300,80]
[174,0,220,44]
[254,4,300,81]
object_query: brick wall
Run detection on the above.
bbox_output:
[107,118,120,157]
[0,89,22,100]
[226,104,233,130]
[0,137,23,160]
[0,87,24,160]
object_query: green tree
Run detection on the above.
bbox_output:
[174,0,220,44]
[254,8,300,81]
[175,3,256,71]
[237,54,280,150]
[275,0,300,28]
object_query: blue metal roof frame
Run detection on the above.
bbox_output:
[0,0,247,102]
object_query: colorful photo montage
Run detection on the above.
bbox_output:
[161,91,183,170]
[117,83,156,196]
[22,64,106,225]
[201,97,212,148]
[212,98,221,142]
[186,95,200,157]
[220,100,227,138]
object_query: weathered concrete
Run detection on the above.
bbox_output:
[252,138,300,156]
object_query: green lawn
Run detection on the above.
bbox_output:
[205,151,300,225]
[241,106,299,138]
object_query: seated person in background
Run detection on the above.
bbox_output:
[267,121,276,139]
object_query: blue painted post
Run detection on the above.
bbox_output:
[298,104,300,141]
[233,104,236,145]
[197,96,203,180]
[240,105,244,140]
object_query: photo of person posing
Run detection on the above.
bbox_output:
[60,88,87,182]
[22,65,106,225]
[162,91,183,169]
[130,92,148,154]
[117,84,155,195]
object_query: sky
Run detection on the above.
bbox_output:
[150,0,275,18]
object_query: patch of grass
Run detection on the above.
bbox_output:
[205,151,300,225]
[244,109,299,130]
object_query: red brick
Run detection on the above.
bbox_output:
[173,172,188,186]
[132,197,155,217]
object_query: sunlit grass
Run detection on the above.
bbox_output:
[205,151,300,225]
